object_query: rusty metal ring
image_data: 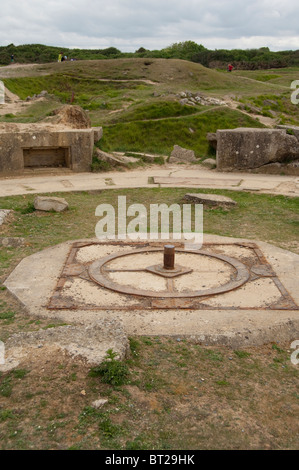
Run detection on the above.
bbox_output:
[88,247,250,299]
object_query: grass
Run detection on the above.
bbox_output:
[0,189,298,262]
[98,108,264,156]
[89,349,130,386]
[0,336,297,450]
[2,60,298,156]
[238,91,299,125]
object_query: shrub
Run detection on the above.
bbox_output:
[88,349,129,386]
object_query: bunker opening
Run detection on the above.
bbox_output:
[23,147,71,168]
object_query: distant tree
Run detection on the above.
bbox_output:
[161,41,207,61]
[101,47,121,57]
[136,47,147,53]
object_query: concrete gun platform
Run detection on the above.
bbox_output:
[4,234,299,349]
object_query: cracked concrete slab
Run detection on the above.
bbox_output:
[0,321,129,373]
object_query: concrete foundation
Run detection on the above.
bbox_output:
[4,235,299,349]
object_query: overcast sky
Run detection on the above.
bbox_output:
[1,0,298,52]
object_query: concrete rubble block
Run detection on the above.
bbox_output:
[0,322,129,372]
[34,196,69,212]
[169,145,197,163]
[216,128,299,171]
[95,148,127,167]
[183,192,237,207]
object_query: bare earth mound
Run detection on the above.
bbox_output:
[49,105,91,129]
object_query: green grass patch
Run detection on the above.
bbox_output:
[88,349,130,386]
[3,75,146,108]
[109,101,201,123]
[99,107,264,156]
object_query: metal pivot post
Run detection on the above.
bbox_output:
[163,244,175,270]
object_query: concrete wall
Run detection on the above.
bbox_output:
[0,126,103,175]
[216,128,299,172]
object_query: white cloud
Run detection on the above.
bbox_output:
[0,0,298,51]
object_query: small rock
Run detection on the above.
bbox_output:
[183,193,237,208]
[34,196,69,212]
[0,209,11,226]
[202,158,216,168]
[179,98,189,106]
[170,145,196,163]
[92,399,108,409]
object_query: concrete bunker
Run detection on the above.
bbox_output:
[207,127,299,175]
[0,124,103,175]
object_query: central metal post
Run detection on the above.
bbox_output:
[163,244,175,270]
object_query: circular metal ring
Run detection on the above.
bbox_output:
[88,247,250,299]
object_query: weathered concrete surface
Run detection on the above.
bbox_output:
[0,123,102,175]
[4,236,299,349]
[183,192,237,207]
[34,196,69,212]
[0,165,298,197]
[0,322,129,372]
[216,128,299,172]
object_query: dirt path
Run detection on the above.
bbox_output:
[0,86,36,116]
[224,96,278,127]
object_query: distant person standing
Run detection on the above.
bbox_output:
[11,54,14,63]
[228,64,234,72]
[58,53,62,62]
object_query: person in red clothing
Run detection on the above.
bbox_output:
[228,64,234,72]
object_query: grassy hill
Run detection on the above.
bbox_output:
[1,58,298,159]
